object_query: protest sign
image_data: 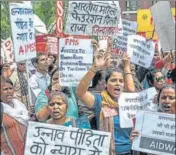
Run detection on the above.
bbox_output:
[1,37,14,64]
[119,87,157,128]
[59,38,93,86]
[121,19,138,36]
[127,35,155,68]
[137,9,154,32]
[9,3,36,62]
[35,35,48,54]
[24,121,111,155]
[132,111,175,155]
[151,1,175,51]
[112,34,127,57]
[56,1,64,37]
[47,36,58,55]
[65,1,121,36]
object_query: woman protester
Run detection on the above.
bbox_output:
[35,67,79,121]
[142,69,166,90]
[130,84,176,155]
[47,92,74,126]
[76,39,135,155]
[1,78,29,155]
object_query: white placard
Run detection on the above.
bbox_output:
[47,36,58,55]
[1,37,14,64]
[132,111,175,155]
[112,34,127,57]
[119,87,157,128]
[24,121,111,155]
[121,19,138,36]
[151,1,175,52]
[65,1,121,36]
[127,35,155,68]
[59,38,93,86]
[9,3,36,62]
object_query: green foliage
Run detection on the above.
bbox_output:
[0,0,57,40]
[1,1,11,40]
[33,0,56,30]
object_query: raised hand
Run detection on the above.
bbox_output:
[52,83,61,92]
[122,53,131,70]
[92,38,112,71]
[130,129,140,142]
[91,39,99,52]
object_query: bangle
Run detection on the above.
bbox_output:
[90,67,96,74]
[82,77,90,84]
[125,72,132,76]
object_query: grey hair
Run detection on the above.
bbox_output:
[157,84,176,103]
[48,92,68,105]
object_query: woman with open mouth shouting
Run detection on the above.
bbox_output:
[1,78,30,155]
[130,84,176,155]
[47,91,73,126]
[76,39,135,155]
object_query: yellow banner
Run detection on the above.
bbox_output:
[137,8,175,33]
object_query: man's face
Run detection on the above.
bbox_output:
[36,55,48,72]
[17,63,26,72]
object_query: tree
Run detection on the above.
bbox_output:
[1,0,11,40]
[32,0,56,31]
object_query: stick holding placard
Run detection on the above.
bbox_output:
[25,60,33,108]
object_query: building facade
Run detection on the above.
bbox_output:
[119,0,175,21]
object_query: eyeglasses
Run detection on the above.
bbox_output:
[155,76,165,82]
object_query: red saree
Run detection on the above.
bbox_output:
[1,114,27,155]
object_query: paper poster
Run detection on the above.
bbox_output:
[47,36,58,55]
[151,1,175,51]
[24,121,111,155]
[9,3,36,62]
[132,111,175,155]
[59,38,93,86]
[112,34,127,57]
[65,1,121,36]
[119,87,157,128]
[121,19,138,36]
[127,35,155,68]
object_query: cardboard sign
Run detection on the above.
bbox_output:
[56,1,64,37]
[65,1,121,36]
[24,121,111,155]
[151,1,175,51]
[132,111,175,155]
[127,35,155,68]
[1,37,14,63]
[119,87,157,128]
[59,38,93,86]
[9,3,36,62]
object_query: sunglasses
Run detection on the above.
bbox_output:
[155,76,165,82]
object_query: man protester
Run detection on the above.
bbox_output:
[29,53,50,100]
